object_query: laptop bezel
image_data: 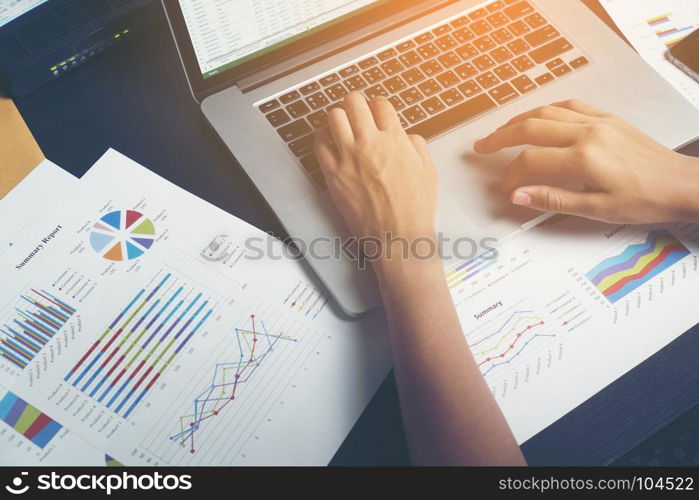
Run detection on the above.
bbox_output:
[162,0,459,100]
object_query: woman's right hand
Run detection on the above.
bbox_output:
[474,99,699,224]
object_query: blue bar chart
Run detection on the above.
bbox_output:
[0,289,76,370]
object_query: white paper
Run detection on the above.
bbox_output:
[601,0,699,109]
[1,149,391,466]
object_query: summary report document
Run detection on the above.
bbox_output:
[1,150,698,465]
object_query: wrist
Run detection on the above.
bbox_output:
[664,153,699,222]
[371,231,442,282]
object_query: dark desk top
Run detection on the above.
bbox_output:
[11,0,699,465]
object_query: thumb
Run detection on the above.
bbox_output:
[511,186,605,219]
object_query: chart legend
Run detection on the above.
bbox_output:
[586,230,691,304]
[0,391,62,449]
[0,289,76,369]
[90,209,156,261]
[646,11,695,47]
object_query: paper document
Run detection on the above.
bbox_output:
[601,0,699,109]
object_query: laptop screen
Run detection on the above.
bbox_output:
[0,0,49,28]
[178,0,386,79]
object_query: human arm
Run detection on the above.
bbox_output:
[474,99,699,223]
[314,92,525,466]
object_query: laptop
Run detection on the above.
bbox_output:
[163,0,699,316]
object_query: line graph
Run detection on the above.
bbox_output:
[585,229,690,304]
[169,314,297,453]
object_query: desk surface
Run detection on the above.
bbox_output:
[10,0,699,465]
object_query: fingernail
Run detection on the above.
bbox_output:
[512,191,533,206]
[474,138,486,150]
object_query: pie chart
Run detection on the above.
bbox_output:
[89,210,156,261]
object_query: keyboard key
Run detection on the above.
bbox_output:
[473,54,496,71]
[287,100,310,118]
[491,46,513,63]
[417,42,440,59]
[455,43,478,60]
[310,170,327,190]
[487,1,506,11]
[402,67,426,84]
[399,51,422,67]
[433,24,452,36]
[415,32,434,44]
[377,48,397,60]
[455,62,477,79]
[476,71,499,89]
[524,13,546,28]
[512,55,534,72]
[400,115,409,129]
[300,154,320,173]
[418,79,441,96]
[299,82,320,95]
[487,12,508,27]
[363,67,386,83]
[494,63,517,80]
[365,84,388,99]
[569,56,589,69]
[266,108,291,127]
[435,35,458,51]
[451,16,469,28]
[525,25,559,46]
[422,96,446,115]
[358,56,379,69]
[489,82,519,104]
[320,74,340,86]
[277,119,312,141]
[474,36,496,52]
[381,58,405,75]
[339,65,359,78]
[534,72,554,85]
[552,63,572,77]
[470,20,492,36]
[306,92,329,110]
[436,70,459,88]
[403,105,427,123]
[440,88,464,106]
[491,27,513,44]
[504,1,534,20]
[259,100,279,112]
[452,27,475,43]
[529,37,572,63]
[458,79,482,97]
[344,75,368,91]
[406,93,496,139]
[397,40,416,52]
[289,134,315,156]
[546,58,565,70]
[469,8,488,20]
[308,110,328,128]
[508,20,530,36]
[510,74,536,93]
[280,90,300,104]
[384,75,407,93]
[388,95,405,110]
[400,87,424,105]
[438,51,461,68]
[420,59,443,76]
[325,83,348,101]
[507,38,530,55]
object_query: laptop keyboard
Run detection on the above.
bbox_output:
[256,0,590,191]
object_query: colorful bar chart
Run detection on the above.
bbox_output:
[586,230,691,304]
[646,12,696,47]
[0,391,62,449]
[446,249,498,290]
[170,315,296,454]
[63,271,215,419]
[0,289,76,370]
